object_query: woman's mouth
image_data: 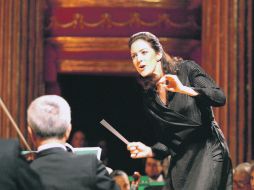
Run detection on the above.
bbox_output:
[139,65,145,69]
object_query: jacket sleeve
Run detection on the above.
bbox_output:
[0,139,44,190]
[151,142,171,160]
[16,158,45,190]
[188,61,226,107]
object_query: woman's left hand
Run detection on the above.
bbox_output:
[158,74,184,93]
[158,74,199,96]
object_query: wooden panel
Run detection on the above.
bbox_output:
[202,0,253,166]
[238,0,246,163]
[228,0,238,165]
[0,0,45,148]
[218,0,229,150]
[247,0,253,160]
[0,0,3,136]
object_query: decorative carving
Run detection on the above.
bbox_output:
[48,0,190,8]
[47,13,200,30]
[47,37,200,53]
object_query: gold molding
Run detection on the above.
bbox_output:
[47,37,129,51]
[58,59,135,74]
[47,13,200,30]
[48,0,189,8]
[47,37,200,53]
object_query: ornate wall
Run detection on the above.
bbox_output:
[44,0,201,93]
[44,0,254,166]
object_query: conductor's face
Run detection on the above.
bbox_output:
[130,39,161,77]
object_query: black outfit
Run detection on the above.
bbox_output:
[143,61,232,190]
[0,139,44,190]
[30,147,120,190]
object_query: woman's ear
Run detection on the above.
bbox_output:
[156,52,163,62]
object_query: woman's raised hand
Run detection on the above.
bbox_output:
[158,74,184,93]
[127,142,153,159]
[158,74,198,96]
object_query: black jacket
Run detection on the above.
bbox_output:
[0,139,44,190]
[30,147,119,190]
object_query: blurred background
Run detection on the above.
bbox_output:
[0,0,253,174]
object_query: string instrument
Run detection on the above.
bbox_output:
[0,97,35,160]
[0,97,101,160]
[131,171,141,190]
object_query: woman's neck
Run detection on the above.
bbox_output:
[152,61,164,81]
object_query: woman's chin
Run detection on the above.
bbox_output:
[140,73,148,77]
[140,71,152,78]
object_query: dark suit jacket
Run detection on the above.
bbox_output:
[30,147,119,190]
[0,139,44,190]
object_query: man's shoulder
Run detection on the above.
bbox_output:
[32,149,98,166]
[71,153,98,166]
[0,139,20,157]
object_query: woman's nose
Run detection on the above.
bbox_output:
[137,54,143,62]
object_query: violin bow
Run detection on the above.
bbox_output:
[0,97,32,151]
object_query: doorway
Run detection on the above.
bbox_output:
[59,74,156,174]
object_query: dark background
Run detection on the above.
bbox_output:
[59,74,157,174]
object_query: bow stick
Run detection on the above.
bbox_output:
[0,97,32,151]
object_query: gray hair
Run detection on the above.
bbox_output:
[235,162,251,173]
[27,95,71,138]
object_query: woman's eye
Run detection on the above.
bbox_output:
[131,54,136,59]
[141,51,147,55]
